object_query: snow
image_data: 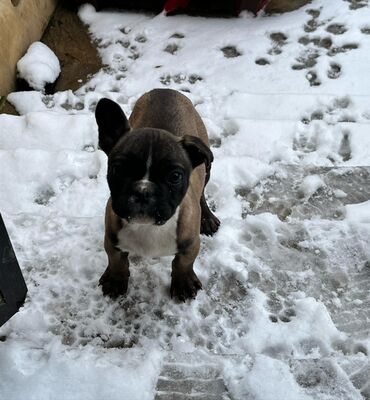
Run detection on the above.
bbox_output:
[2,0,370,399]
[17,42,61,91]
[224,354,312,400]
[299,175,325,199]
[346,200,370,224]
[0,336,161,400]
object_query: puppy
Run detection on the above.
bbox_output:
[95,88,220,301]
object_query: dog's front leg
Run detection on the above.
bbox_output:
[99,235,130,298]
[170,238,202,301]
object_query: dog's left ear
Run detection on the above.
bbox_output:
[95,98,130,155]
[180,135,214,170]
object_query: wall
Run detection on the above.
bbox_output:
[0,0,57,96]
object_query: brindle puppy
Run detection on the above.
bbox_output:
[95,88,219,301]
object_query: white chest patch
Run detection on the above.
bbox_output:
[116,209,179,258]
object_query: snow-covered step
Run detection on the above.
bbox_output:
[350,363,370,398]
[223,93,370,122]
[0,149,106,216]
[197,92,370,123]
[7,91,370,127]
[333,264,370,339]
[337,356,370,399]
[292,358,365,400]
[240,166,370,221]
[0,112,97,151]
[209,119,370,166]
[241,165,370,340]
[155,353,231,400]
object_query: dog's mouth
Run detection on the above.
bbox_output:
[112,201,170,226]
[126,214,155,225]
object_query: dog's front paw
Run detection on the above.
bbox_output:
[170,270,202,302]
[99,267,129,298]
[201,212,220,236]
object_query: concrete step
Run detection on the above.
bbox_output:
[155,353,232,400]
[155,352,368,400]
[223,93,370,122]
[241,165,370,340]
[239,166,370,222]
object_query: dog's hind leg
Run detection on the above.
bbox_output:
[200,167,220,236]
[200,194,220,236]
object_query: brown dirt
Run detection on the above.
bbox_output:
[265,0,312,13]
[0,100,18,115]
[42,5,102,93]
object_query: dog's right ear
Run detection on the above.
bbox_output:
[95,98,130,155]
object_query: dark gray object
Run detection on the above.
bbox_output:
[0,213,27,327]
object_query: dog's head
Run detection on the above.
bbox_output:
[95,98,213,225]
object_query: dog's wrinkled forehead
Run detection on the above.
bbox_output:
[109,128,191,171]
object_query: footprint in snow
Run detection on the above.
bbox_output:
[345,0,368,10]
[306,8,321,18]
[292,50,319,70]
[338,131,352,162]
[306,70,321,86]
[120,26,131,34]
[326,23,348,35]
[298,35,333,50]
[270,32,288,46]
[221,45,242,58]
[117,39,130,48]
[164,43,180,55]
[34,186,56,206]
[327,62,342,79]
[300,97,356,126]
[255,57,270,65]
[304,18,320,33]
[278,308,297,323]
[135,34,147,43]
[159,73,203,86]
[268,32,288,55]
[128,45,140,60]
[303,8,322,33]
[210,138,222,148]
[327,43,359,56]
[170,32,185,39]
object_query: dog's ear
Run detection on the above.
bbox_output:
[95,98,130,155]
[180,135,214,170]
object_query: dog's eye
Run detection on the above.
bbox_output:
[108,164,120,176]
[168,171,183,185]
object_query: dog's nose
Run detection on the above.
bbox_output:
[134,180,153,193]
[131,180,155,204]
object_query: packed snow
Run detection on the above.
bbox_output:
[16,41,61,91]
[1,0,370,399]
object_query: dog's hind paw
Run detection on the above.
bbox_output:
[200,212,220,236]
